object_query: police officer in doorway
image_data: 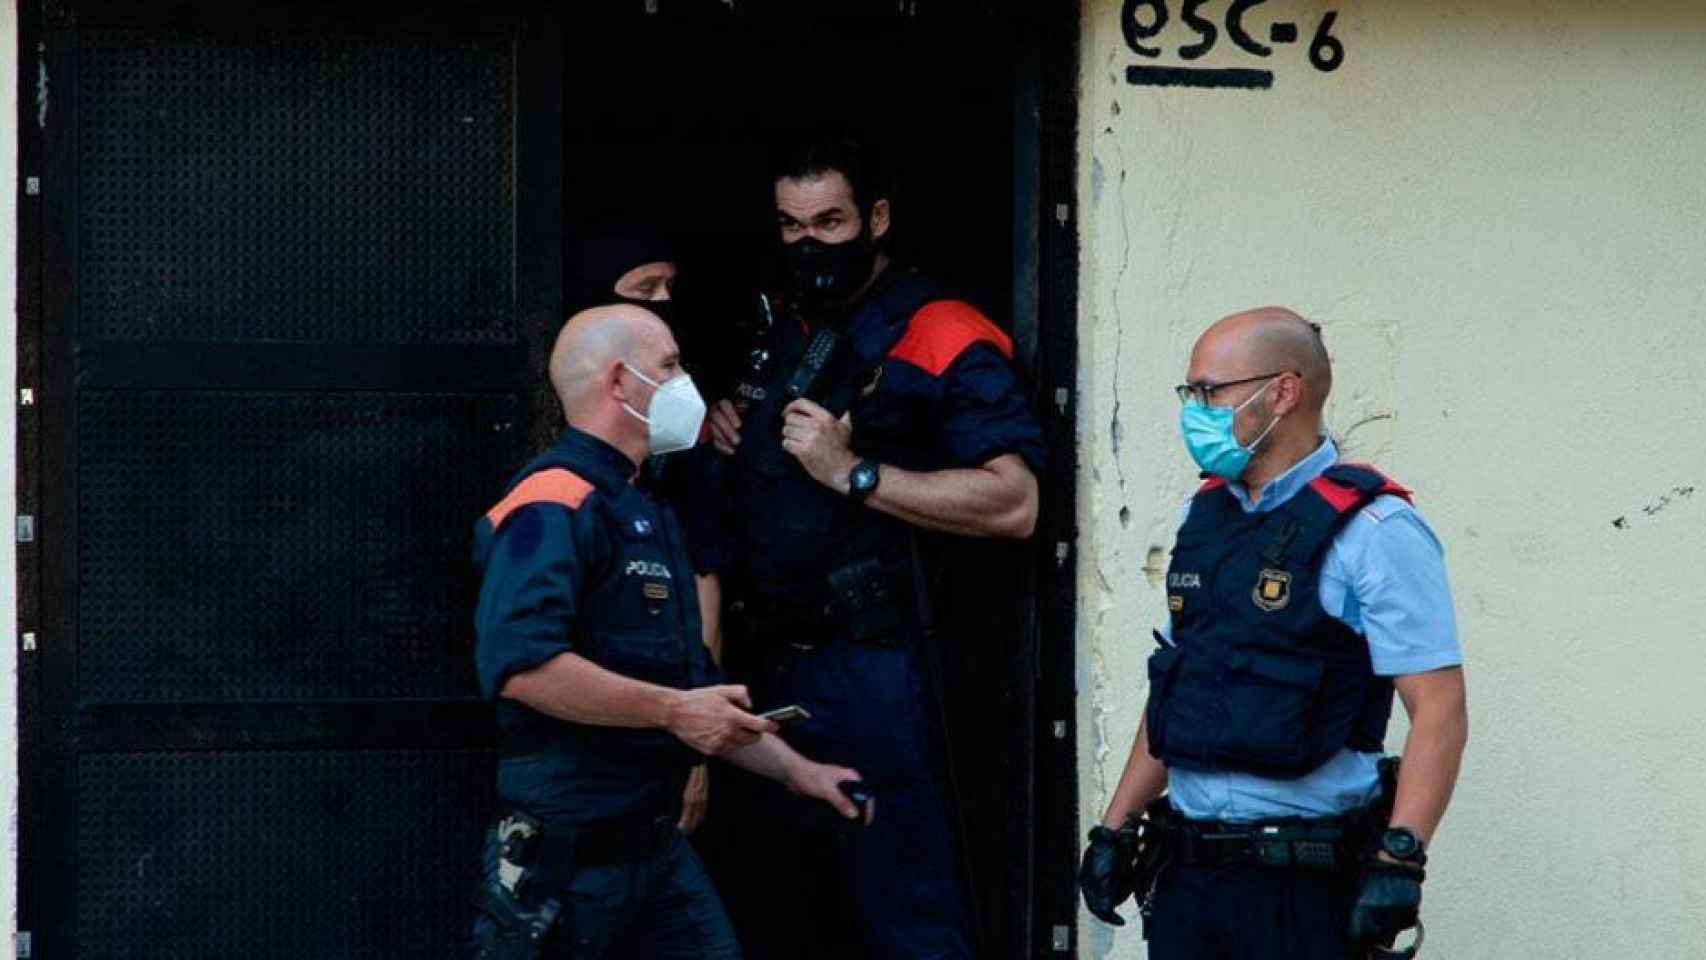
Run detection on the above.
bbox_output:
[703,136,1047,959]
[1079,307,1469,958]
[469,304,870,960]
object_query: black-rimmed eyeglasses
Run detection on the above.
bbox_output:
[1173,371,1293,406]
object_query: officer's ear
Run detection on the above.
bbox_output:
[868,197,891,243]
[1274,370,1305,417]
[607,360,631,406]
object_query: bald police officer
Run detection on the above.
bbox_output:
[1080,307,1469,959]
[469,304,869,960]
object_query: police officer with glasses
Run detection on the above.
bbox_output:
[1080,306,1469,959]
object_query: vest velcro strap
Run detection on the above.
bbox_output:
[1259,516,1302,566]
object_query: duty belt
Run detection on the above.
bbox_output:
[734,556,917,650]
[1165,815,1358,872]
[495,804,677,871]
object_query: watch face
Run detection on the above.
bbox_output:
[1384,829,1421,859]
[851,463,878,492]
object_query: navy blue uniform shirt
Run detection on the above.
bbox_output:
[472,427,718,823]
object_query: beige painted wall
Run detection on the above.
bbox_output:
[1075,1,1706,957]
[3,0,20,947]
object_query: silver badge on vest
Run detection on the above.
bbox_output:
[1252,568,1292,612]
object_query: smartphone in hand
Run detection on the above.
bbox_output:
[759,704,812,725]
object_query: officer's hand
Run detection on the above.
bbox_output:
[1077,824,1138,926]
[1348,861,1424,953]
[780,399,856,490]
[709,399,743,455]
[678,763,709,833]
[786,761,875,826]
[664,685,779,756]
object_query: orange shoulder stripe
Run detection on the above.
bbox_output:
[484,468,594,531]
[887,300,1014,376]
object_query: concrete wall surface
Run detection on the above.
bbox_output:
[1075,1,1706,957]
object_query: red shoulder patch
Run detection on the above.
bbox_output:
[484,468,594,531]
[1307,476,1363,513]
[1308,464,1414,514]
[1337,461,1414,503]
[887,300,1014,376]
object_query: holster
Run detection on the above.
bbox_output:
[1347,756,1403,861]
[474,811,562,960]
[474,880,561,960]
[1132,796,1179,939]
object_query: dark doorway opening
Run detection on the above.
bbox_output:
[16,2,1080,956]
[553,6,1073,956]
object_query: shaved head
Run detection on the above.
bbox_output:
[1191,305,1332,417]
[1182,305,1335,493]
[549,303,672,422]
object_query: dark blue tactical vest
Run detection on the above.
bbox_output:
[474,434,717,821]
[727,269,944,600]
[1145,463,1411,778]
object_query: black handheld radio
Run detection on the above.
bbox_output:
[783,327,842,405]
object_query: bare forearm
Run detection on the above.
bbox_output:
[500,651,676,729]
[723,733,802,786]
[862,458,1038,539]
[1391,709,1467,842]
[696,573,724,666]
[1390,670,1469,843]
[1102,716,1169,828]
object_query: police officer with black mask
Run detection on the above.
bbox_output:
[700,136,1047,959]
[1079,307,1469,959]
[469,304,870,960]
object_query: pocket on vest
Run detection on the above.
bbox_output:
[1143,643,1184,755]
[1218,650,1326,771]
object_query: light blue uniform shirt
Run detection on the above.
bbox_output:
[1164,439,1461,822]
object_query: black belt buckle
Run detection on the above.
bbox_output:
[1252,829,1294,868]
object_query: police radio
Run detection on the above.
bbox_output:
[783,327,842,406]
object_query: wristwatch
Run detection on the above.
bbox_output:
[847,459,881,502]
[1379,827,1427,865]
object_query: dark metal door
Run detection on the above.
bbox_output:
[18,3,562,955]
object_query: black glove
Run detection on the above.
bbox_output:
[1077,820,1139,926]
[1348,860,1424,952]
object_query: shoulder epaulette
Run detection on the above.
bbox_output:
[1308,463,1413,513]
[483,468,595,532]
[887,299,1014,376]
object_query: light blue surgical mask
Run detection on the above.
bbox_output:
[1179,377,1281,479]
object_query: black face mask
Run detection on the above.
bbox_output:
[620,296,675,333]
[782,232,876,307]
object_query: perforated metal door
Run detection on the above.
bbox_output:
[20,5,562,956]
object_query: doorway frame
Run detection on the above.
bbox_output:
[1022,2,1084,956]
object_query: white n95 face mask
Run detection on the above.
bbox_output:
[621,362,707,456]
